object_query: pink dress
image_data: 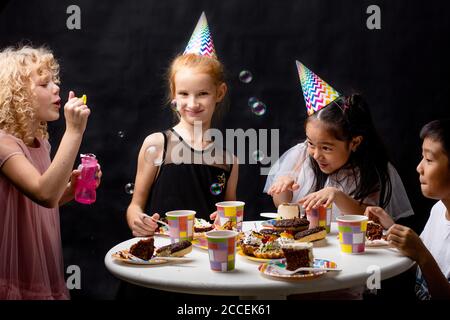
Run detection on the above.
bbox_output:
[0,131,69,300]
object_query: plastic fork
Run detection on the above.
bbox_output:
[275,266,342,275]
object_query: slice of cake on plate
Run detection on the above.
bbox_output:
[129,237,155,260]
[281,242,314,271]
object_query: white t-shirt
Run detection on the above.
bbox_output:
[420,201,450,279]
[264,141,414,220]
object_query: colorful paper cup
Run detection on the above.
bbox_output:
[336,215,368,254]
[215,201,245,231]
[206,230,238,272]
[306,204,332,233]
[165,210,196,243]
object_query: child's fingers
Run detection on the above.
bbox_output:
[133,216,155,234]
[141,214,158,229]
[71,170,81,178]
[209,211,217,220]
[69,91,75,100]
[291,183,300,191]
[385,224,395,237]
[301,197,312,210]
[272,184,280,195]
[387,232,403,245]
[312,197,325,209]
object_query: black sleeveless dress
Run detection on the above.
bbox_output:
[117,128,237,300]
[147,128,233,220]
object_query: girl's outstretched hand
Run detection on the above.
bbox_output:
[267,175,299,195]
[128,212,160,237]
[364,206,394,229]
[64,91,90,134]
[298,187,338,211]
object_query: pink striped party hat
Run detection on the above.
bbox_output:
[183,12,217,59]
[296,60,341,116]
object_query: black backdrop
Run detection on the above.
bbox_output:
[1,0,450,299]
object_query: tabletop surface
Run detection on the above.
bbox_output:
[104,221,414,297]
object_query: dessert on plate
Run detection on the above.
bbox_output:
[273,217,310,233]
[294,226,327,242]
[281,242,314,271]
[277,203,300,219]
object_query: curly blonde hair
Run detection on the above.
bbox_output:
[0,45,60,146]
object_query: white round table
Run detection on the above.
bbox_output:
[104,221,414,299]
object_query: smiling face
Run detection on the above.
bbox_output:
[173,67,226,127]
[305,118,362,174]
[30,67,61,124]
[416,138,450,200]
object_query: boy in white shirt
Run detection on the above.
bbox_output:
[366,119,450,299]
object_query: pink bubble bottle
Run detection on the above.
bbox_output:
[75,153,98,204]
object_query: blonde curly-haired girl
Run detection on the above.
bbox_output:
[0,45,100,299]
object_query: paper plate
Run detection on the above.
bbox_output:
[112,250,169,265]
[260,212,278,219]
[258,259,338,280]
[237,249,284,263]
[366,239,389,247]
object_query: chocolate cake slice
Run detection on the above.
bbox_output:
[281,242,314,271]
[366,221,383,240]
[129,238,154,260]
[273,217,310,232]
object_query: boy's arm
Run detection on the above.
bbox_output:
[388,224,450,299]
[417,247,450,299]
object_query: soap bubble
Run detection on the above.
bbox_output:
[252,150,265,162]
[144,144,164,166]
[125,183,135,195]
[239,70,253,83]
[210,183,223,195]
[118,131,125,138]
[248,97,259,107]
[251,101,266,116]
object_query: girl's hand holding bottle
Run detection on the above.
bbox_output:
[65,164,102,203]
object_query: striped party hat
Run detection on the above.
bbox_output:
[296,60,341,116]
[183,12,217,59]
